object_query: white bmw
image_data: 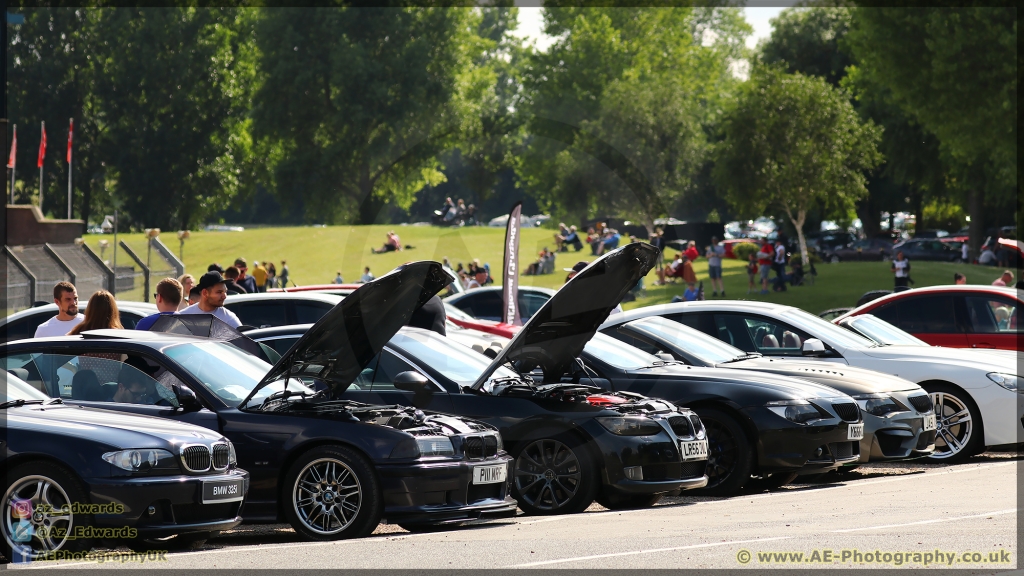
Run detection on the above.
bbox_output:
[609,301,1022,461]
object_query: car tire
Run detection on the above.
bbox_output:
[512,433,599,516]
[595,491,663,510]
[922,383,984,463]
[745,471,799,492]
[2,461,92,561]
[694,408,754,496]
[283,445,382,541]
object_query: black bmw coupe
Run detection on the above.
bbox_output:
[2,263,517,541]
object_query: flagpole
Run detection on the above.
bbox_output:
[38,120,44,210]
[8,124,14,204]
[67,118,73,219]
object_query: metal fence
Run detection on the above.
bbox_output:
[3,251,35,314]
[9,245,71,305]
[48,243,111,300]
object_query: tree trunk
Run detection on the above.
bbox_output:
[357,161,383,225]
[912,190,924,235]
[967,188,984,262]
[786,207,810,267]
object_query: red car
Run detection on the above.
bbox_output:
[835,285,1021,351]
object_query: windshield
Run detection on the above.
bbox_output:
[840,315,928,346]
[3,372,50,403]
[584,333,663,370]
[781,308,877,349]
[626,316,744,364]
[164,341,311,406]
[390,330,519,388]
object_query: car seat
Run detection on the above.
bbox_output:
[761,334,780,348]
[782,331,802,348]
[71,370,104,401]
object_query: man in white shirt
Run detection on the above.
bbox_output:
[34,282,85,337]
[180,271,242,328]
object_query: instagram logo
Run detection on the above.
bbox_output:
[11,499,32,519]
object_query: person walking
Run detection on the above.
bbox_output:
[68,291,123,334]
[279,260,290,288]
[773,239,788,292]
[961,242,969,263]
[234,258,257,293]
[34,282,84,337]
[746,253,758,294]
[180,271,242,328]
[177,274,195,311]
[891,250,911,291]
[135,278,183,330]
[252,261,268,293]
[757,241,773,295]
[266,262,277,289]
[706,237,725,297]
[223,267,248,294]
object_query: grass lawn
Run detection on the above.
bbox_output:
[83,225,1006,315]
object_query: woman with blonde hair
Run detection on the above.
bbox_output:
[68,290,123,335]
[177,274,195,311]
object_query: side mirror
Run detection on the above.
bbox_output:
[656,353,675,363]
[801,338,827,357]
[393,371,434,408]
[173,384,201,410]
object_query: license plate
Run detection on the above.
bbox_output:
[922,414,937,431]
[847,423,864,441]
[472,464,507,485]
[202,478,244,503]
[680,439,709,461]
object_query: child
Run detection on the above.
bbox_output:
[746,253,758,294]
[683,281,699,302]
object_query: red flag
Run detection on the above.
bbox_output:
[66,118,73,163]
[37,122,46,169]
[6,125,15,169]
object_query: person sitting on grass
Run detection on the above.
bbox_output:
[371,231,402,254]
[683,282,699,302]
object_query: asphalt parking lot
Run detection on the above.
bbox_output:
[19,452,1020,570]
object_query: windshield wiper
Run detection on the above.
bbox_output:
[639,360,686,369]
[722,353,763,364]
[45,398,63,405]
[0,399,45,409]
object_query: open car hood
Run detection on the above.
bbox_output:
[244,261,453,404]
[472,242,658,389]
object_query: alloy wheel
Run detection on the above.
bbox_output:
[292,458,362,535]
[514,439,582,512]
[703,419,738,489]
[3,475,75,559]
[929,391,973,459]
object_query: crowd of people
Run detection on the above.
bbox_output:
[434,197,478,227]
[444,258,493,291]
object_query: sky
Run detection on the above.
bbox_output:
[513,6,788,52]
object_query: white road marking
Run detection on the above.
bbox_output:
[832,508,1018,533]
[513,536,792,567]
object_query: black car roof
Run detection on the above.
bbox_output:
[6,330,210,350]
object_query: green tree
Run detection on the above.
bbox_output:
[713,66,882,266]
[759,7,853,87]
[252,5,483,225]
[846,7,1016,255]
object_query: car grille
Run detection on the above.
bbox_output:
[908,395,933,413]
[642,461,707,481]
[679,461,707,479]
[467,482,505,504]
[462,434,499,460]
[668,416,692,437]
[832,402,861,422]
[181,445,212,473]
[917,430,936,450]
[830,441,856,460]
[689,415,704,436]
[172,502,238,524]
[212,443,231,471]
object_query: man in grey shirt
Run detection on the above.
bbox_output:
[706,237,726,297]
[180,271,242,328]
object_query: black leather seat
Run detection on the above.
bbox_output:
[71,370,105,401]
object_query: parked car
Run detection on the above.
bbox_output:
[598,315,934,466]
[806,231,857,257]
[223,292,342,329]
[268,283,361,296]
[1,371,248,560]
[891,238,962,262]
[1,301,157,343]
[624,301,1021,462]
[819,307,854,321]
[251,244,711,513]
[2,262,518,539]
[835,285,1021,351]
[444,286,556,323]
[825,238,894,263]
[445,304,518,339]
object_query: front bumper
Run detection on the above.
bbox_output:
[587,421,709,496]
[744,408,862,475]
[860,409,935,463]
[376,456,517,526]
[85,469,249,538]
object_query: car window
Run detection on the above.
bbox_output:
[583,333,662,369]
[258,335,301,356]
[2,312,50,343]
[389,330,518,388]
[372,350,418,391]
[1,353,50,395]
[294,302,333,324]
[712,313,809,356]
[603,330,664,356]
[870,302,900,326]
[119,311,145,330]
[663,313,701,331]
[164,341,294,407]
[4,371,51,402]
[896,295,958,333]
[225,301,289,328]
[456,292,502,322]
[5,352,178,407]
[519,293,549,320]
[964,296,1019,334]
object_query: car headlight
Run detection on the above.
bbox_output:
[493,433,504,452]
[227,441,238,466]
[416,436,455,457]
[852,393,907,417]
[596,416,663,436]
[987,372,1020,393]
[766,400,823,424]
[102,449,178,473]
